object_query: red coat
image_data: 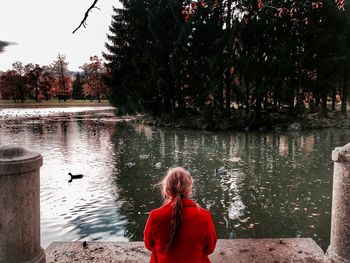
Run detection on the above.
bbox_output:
[144,198,217,263]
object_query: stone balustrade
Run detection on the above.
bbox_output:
[1,145,350,263]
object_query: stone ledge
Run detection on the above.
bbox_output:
[46,238,325,263]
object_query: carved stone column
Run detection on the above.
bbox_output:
[0,146,45,263]
[326,143,350,263]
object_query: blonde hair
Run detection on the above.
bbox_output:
[161,167,193,200]
[160,167,193,250]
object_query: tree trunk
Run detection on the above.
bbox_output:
[321,91,328,116]
[332,88,336,111]
[264,92,268,109]
[176,80,184,115]
[273,87,279,108]
[255,95,263,120]
[255,77,262,119]
[225,68,231,116]
[315,93,320,106]
[245,84,250,115]
[35,85,39,102]
[341,66,349,115]
[288,86,295,114]
[224,0,232,117]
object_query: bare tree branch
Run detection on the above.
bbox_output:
[72,0,101,34]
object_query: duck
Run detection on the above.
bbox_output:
[68,172,84,182]
[139,153,151,159]
[215,167,227,176]
[125,162,136,167]
[152,162,161,169]
[227,157,241,163]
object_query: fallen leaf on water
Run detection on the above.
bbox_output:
[240,217,250,223]
[309,225,315,229]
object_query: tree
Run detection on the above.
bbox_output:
[24,63,43,102]
[39,66,55,101]
[0,70,18,100]
[80,55,109,102]
[12,61,27,102]
[72,73,84,100]
[51,54,70,101]
[103,4,143,114]
[102,0,350,124]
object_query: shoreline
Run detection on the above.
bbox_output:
[139,112,350,131]
[0,100,111,109]
[1,102,349,131]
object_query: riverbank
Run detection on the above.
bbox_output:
[0,99,111,108]
[46,239,325,263]
[140,111,350,131]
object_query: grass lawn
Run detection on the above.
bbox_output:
[0,99,112,108]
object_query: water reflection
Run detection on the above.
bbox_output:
[114,125,339,250]
[0,110,348,251]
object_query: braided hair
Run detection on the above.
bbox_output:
[161,167,193,250]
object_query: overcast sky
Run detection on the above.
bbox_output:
[0,0,121,71]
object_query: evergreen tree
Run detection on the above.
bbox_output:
[103,0,349,122]
[72,73,84,99]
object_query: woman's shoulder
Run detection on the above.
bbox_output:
[183,199,213,216]
[148,202,172,216]
[197,205,213,217]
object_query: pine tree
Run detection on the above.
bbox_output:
[72,73,84,100]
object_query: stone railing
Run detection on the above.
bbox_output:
[1,145,350,263]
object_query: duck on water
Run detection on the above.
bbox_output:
[68,172,84,183]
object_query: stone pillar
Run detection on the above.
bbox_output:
[0,146,45,263]
[326,143,350,263]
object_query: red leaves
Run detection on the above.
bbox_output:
[80,55,109,99]
[311,2,323,9]
[257,0,263,10]
[191,2,198,10]
[335,0,345,10]
[182,1,207,21]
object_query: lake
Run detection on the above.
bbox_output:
[1,107,348,251]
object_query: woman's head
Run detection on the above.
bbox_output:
[161,167,193,249]
[161,167,193,200]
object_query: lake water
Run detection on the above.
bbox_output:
[1,107,348,251]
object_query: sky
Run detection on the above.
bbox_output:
[0,0,122,71]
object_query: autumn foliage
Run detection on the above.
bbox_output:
[0,54,110,102]
[80,55,109,102]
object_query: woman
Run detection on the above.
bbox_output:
[144,167,217,263]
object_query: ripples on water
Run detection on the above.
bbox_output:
[0,107,349,250]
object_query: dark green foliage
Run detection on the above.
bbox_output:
[104,0,350,119]
[72,73,84,100]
